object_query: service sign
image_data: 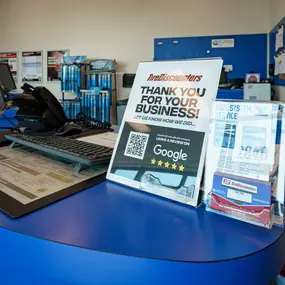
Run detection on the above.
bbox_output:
[211,39,235,48]
[107,59,222,207]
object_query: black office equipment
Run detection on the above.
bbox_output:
[72,113,112,130]
[230,78,245,89]
[0,63,67,133]
[0,66,16,134]
[57,122,82,137]
[219,68,227,84]
[21,83,34,93]
[0,63,16,108]
[218,68,231,89]
[5,133,113,173]
[0,63,16,92]
[269,64,275,77]
[12,86,68,132]
[123,73,136,88]
[61,112,113,138]
[0,89,5,110]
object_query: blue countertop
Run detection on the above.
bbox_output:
[0,180,284,284]
[0,180,282,262]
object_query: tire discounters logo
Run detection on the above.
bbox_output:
[222,177,257,194]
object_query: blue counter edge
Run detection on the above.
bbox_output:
[0,225,284,285]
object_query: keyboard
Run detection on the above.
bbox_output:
[5,133,113,173]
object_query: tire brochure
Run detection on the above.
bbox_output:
[107,59,223,207]
[204,101,284,228]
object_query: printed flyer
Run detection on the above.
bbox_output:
[0,52,18,82]
[107,59,223,207]
[209,172,272,225]
[204,101,280,227]
[47,50,69,81]
[204,102,278,190]
[21,51,43,82]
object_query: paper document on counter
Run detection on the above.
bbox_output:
[0,146,107,205]
[77,132,117,148]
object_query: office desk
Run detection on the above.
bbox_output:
[0,181,284,284]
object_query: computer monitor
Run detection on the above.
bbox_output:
[0,63,16,92]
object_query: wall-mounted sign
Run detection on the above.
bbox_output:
[212,39,235,48]
[47,50,69,81]
[22,51,43,82]
[0,52,18,82]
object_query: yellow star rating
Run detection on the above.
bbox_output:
[153,159,185,171]
[179,164,185,172]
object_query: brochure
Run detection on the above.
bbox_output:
[209,172,272,225]
[107,59,223,207]
[204,101,278,193]
[204,101,280,228]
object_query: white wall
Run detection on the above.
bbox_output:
[270,0,285,101]
[0,1,6,45]
[270,0,285,29]
[0,0,270,100]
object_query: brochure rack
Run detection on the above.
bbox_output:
[60,98,81,119]
[207,193,275,229]
[204,100,285,229]
[85,59,117,124]
[61,61,87,101]
[81,89,111,123]
[60,56,87,119]
[139,174,201,206]
[60,58,116,124]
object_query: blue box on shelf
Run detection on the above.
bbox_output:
[217,89,244,100]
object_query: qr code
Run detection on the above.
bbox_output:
[124,131,149,160]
